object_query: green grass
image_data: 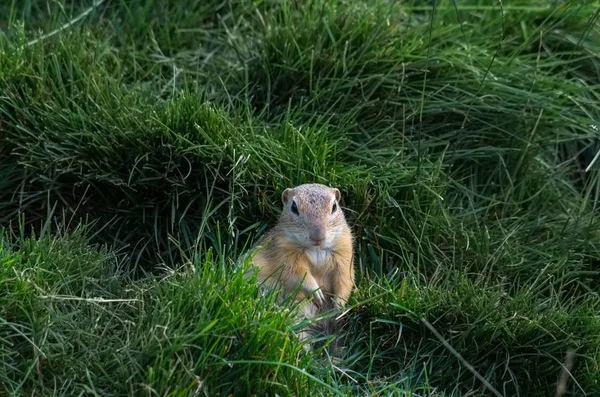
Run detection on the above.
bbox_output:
[1,0,600,395]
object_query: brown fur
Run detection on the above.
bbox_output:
[242,183,355,343]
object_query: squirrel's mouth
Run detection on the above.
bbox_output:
[297,241,323,250]
[309,239,326,247]
[309,236,327,248]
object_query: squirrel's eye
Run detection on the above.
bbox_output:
[291,200,300,216]
[332,202,337,214]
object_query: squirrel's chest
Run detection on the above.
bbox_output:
[303,248,332,268]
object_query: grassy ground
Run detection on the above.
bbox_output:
[1,0,600,395]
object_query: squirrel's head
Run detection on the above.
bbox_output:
[279,183,347,250]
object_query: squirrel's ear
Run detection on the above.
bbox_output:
[331,188,341,201]
[282,188,293,204]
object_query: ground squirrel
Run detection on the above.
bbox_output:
[242,183,355,342]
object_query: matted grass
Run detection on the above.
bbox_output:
[1,0,599,395]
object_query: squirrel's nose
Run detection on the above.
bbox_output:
[309,226,326,243]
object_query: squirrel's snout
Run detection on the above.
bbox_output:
[308,226,326,244]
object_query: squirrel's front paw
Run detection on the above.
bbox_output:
[302,280,325,308]
[312,289,326,308]
[333,297,347,311]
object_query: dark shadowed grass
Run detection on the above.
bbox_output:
[1,0,600,396]
[345,270,600,396]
